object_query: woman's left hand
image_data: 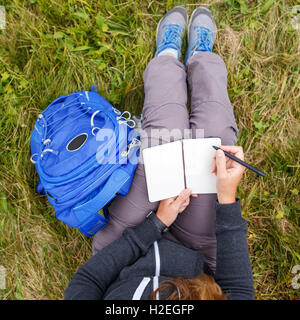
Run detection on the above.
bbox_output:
[156,188,192,227]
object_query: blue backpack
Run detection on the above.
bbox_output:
[30,86,140,236]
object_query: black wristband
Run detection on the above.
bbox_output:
[146,210,169,233]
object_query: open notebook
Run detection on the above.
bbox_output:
[142,138,221,202]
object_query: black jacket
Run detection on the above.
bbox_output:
[65,199,255,300]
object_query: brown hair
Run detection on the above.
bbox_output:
[150,273,227,300]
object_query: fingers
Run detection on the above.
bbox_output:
[219,145,244,161]
[220,145,243,153]
[178,188,191,201]
[221,146,246,175]
[161,197,176,205]
[178,196,191,213]
[211,156,217,173]
[215,149,227,177]
[173,188,191,210]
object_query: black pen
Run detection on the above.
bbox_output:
[212,145,266,177]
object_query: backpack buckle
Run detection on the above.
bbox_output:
[120,138,140,158]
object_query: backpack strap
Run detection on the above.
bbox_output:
[72,167,130,225]
[90,85,98,93]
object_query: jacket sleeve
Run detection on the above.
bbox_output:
[64,218,162,300]
[213,199,255,300]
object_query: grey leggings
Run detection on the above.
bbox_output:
[92,52,238,272]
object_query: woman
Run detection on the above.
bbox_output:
[65,6,254,300]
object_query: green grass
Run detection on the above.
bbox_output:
[0,0,299,300]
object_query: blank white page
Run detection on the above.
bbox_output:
[143,141,185,202]
[183,138,221,194]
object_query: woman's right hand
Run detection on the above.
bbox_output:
[211,145,245,204]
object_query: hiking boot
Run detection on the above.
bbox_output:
[185,7,217,65]
[155,6,188,59]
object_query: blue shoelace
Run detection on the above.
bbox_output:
[157,24,184,54]
[192,26,213,52]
